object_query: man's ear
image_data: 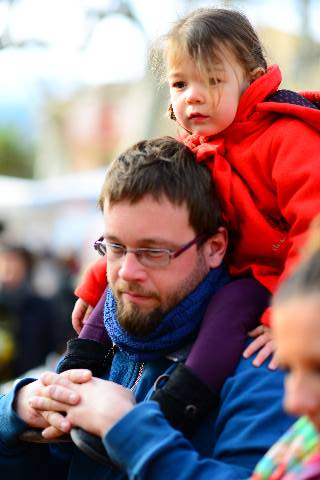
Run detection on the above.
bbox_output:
[203,227,228,268]
[249,67,265,83]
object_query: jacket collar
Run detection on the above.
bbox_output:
[234,64,282,122]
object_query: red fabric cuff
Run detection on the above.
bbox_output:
[74,257,108,306]
[260,307,271,327]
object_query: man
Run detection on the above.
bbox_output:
[0,137,293,479]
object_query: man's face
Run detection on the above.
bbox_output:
[103,195,210,337]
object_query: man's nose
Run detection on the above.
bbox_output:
[118,252,147,282]
[284,374,319,418]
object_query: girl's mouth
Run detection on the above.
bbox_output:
[189,112,209,120]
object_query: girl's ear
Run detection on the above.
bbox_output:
[203,227,228,269]
[249,67,265,83]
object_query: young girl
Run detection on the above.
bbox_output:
[61,7,320,436]
[252,216,320,480]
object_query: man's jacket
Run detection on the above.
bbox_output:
[0,343,294,480]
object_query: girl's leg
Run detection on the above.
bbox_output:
[153,277,270,437]
[186,277,270,390]
[57,288,112,376]
[79,288,109,344]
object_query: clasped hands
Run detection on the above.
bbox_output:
[16,323,277,442]
[16,370,136,441]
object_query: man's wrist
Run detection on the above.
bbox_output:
[0,378,37,447]
[104,402,167,469]
[13,381,34,422]
[99,401,135,438]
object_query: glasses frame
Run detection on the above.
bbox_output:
[93,233,209,268]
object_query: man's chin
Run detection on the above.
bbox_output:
[117,302,163,337]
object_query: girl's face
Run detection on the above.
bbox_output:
[168,49,249,136]
[273,295,320,430]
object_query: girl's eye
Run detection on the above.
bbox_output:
[171,81,186,89]
[209,77,222,86]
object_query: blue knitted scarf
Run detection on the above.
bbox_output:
[104,265,230,362]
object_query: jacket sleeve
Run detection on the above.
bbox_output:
[270,118,320,287]
[74,257,108,306]
[258,118,320,327]
[103,352,295,479]
[0,379,68,479]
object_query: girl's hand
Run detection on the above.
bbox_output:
[72,298,93,334]
[242,325,278,370]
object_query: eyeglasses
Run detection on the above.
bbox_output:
[94,233,208,268]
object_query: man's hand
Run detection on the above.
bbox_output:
[29,370,136,438]
[17,369,92,440]
[15,380,50,430]
[72,298,93,334]
[15,379,73,434]
[242,325,278,370]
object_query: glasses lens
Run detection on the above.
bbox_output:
[105,243,125,260]
[138,250,170,268]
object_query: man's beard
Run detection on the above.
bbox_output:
[113,252,208,337]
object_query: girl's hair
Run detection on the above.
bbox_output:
[152,8,267,81]
[273,215,320,305]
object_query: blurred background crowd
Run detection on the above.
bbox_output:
[0,0,319,389]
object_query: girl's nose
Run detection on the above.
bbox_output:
[284,374,319,418]
[185,85,205,104]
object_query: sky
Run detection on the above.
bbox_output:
[0,0,318,129]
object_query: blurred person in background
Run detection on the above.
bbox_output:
[33,250,78,353]
[251,215,320,479]
[0,245,62,379]
[0,221,5,237]
[0,221,14,379]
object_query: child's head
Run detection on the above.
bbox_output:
[272,216,320,428]
[157,8,267,136]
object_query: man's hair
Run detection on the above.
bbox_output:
[98,136,222,235]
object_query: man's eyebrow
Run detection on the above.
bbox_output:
[104,234,120,243]
[139,238,180,248]
[104,235,180,249]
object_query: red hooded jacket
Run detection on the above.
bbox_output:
[75,65,320,325]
